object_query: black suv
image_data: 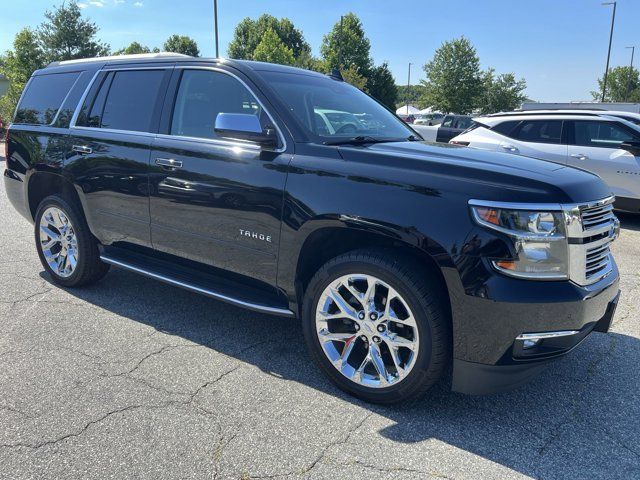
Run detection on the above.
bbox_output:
[4,54,621,403]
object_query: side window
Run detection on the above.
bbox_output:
[491,120,520,137]
[170,69,262,140]
[455,117,473,130]
[98,70,165,132]
[573,120,640,148]
[14,72,80,125]
[514,120,562,144]
[441,116,454,128]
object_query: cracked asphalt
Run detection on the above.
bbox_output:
[1,146,639,479]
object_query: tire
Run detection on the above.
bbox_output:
[302,249,451,404]
[34,194,110,287]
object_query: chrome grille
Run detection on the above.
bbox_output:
[581,202,616,231]
[585,241,612,280]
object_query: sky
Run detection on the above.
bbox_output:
[2,0,639,102]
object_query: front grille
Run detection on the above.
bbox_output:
[575,197,617,284]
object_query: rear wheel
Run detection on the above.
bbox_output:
[302,249,450,404]
[34,195,110,287]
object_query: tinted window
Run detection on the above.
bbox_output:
[15,72,79,125]
[455,117,473,130]
[491,120,520,137]
[514,120,562,144]
[441,116,454,128]
[171,70,262,140]
[616,115,640,126]
[100,70,165,132]
[573,120,640,148]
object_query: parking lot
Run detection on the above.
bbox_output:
[0,147,638,480]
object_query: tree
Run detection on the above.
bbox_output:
[340,64,367,91]
[478,69,527,114]
[228,15,311,61]
[321,13,372,77]
[38,1,109,63]
[420,37,483,114]
[396,85,426,108]
[252,28,295,66]
[163,35,199,57]
[368,62,398,109]
[592,66,640,102]
[114,41,151,55]
[0,28,45,123]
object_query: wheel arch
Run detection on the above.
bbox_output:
[27,170,86,222]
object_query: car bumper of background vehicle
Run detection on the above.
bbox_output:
[451,289,620,395]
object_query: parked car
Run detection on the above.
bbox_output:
[486,109,640,126]
[414,113,444,126]
[436,114,475,142]
[450,113,640,213]
[314,109,364,135]
[5,54,620,404]
[398,113,415,124]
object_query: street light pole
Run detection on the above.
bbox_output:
[601,1,617,102]
[625,46,636,102]
[214,0,219,58]
[407,62,412,115]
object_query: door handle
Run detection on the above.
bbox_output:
[155,158,183,170]
[72,145,92,155]
[570,153,589,160]
[501,144,518,152]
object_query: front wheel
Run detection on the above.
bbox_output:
[34,195,110,287]
[302,249,451,404]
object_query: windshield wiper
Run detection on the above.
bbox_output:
[323,136,399,146]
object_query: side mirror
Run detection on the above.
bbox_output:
[214,113,277,149]
[621,140,640,156]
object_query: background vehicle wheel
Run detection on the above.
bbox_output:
[34,195,110,288]
[302,249,451,404]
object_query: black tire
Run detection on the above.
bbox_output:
[34,194,110,287]
[302,249,451,404]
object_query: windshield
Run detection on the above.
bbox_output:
[261,71,415,142]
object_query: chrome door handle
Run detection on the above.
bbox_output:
[501,144,518,152]
[72,145,92,155]
[155,158,183,169]
[570,153,589,160]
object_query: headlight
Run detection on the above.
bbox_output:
[470,203,568,280]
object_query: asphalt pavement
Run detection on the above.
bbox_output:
[1,146,639,479]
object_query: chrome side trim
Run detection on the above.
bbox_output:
[468,199,563,211]
[99,255,295,317]
[72,125,156,138]
[50,72,84,126]
[69,69,101,128]
[516,330,580,341]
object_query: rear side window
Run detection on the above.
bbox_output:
[491,120,520,137]
[441,116,454,128]
[514,120,562,144]
[99,70,165,132]
[572,120,640,148]
[15,72,79,125]
[455,117,473,130]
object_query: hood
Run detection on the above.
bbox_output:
[336,141,612,204]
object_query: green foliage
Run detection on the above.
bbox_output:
[38,1,109,63]
[420,37,483,114]
[228,14,311,61]
[114,42,152,56]
[163,35,200,57]
[592,66,640,102]
[396,85,426,108]
[252,28,296,66]
[0,28,45,123]
[478,69,527,114]
[340,64,368,91]
[368,63,398,109]
[321,13,372,77]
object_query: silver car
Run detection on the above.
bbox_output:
[450,113,640,213]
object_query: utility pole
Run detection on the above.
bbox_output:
[407,63,412,115]
[601,1,617,102]
[625,46,636,102]
[214,0,219,58]
[339,15,344,69]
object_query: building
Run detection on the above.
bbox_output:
[522,101,640,113]
[0,74,9,98]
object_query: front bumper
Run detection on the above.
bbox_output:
[447,261,620,395]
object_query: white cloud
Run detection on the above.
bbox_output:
[114,0,125,4]
[89,1,105,6]
[133,1,144,6]
[77,2,88,8]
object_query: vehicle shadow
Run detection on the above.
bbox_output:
[44,268,640,479]
[618,212,640,232]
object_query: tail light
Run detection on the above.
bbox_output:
[450,140,470,146]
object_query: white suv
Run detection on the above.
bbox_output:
[450,113,640,213]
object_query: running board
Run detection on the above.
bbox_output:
[99,249,295,318]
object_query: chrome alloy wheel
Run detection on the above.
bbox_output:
[315,274,419,388]
[39,207,79,278]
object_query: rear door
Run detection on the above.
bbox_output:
[67,67,172,248]
[148,66,291,285]
[566,119,640,199]
[436,115,455,142]
[500,119,568,164]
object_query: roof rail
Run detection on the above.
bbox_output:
[47,52,191,67]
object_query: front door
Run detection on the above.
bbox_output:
[500,119,568,164]
[148,67,291,285]
[566,119,640,200]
